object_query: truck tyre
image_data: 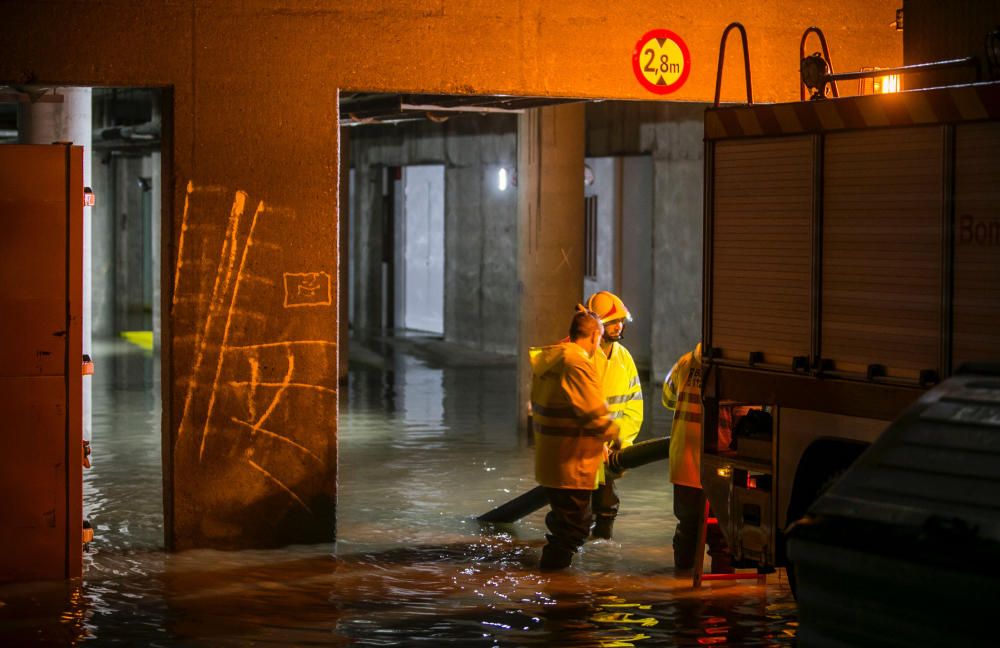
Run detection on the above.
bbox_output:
[783,440,867,598]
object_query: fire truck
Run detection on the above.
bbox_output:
[697,32,1000,586]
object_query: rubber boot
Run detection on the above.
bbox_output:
[590,516,614,540]
[539,544,574,570]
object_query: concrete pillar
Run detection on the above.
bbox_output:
[516,104,585,422]
[166,69,340,550]
[351,163,386,338]
[338,127,350,382]
[19,88,93,444]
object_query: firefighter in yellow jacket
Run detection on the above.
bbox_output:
[586,291,644,540]
[531,310,619,570]
[662,343,731,573]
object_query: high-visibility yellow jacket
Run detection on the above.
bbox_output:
[531,341,619,490]
[593,341,644,448]
[662,345,703,488]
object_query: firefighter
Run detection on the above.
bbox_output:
[585,291,644,540]
[662,343,732,574]
[531,310,620,570]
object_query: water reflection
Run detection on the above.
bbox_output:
[0,336,797,646]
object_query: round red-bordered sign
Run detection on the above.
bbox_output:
[632,29,691,95]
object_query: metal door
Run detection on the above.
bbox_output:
[0,144,83,581]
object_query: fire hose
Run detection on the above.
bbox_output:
[477,436,670,523]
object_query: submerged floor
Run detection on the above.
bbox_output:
[0,336,797,646]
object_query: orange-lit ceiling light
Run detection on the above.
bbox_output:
[875,73,901,94]
[859,68,902,95]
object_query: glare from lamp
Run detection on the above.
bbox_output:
[498,168,508,192]
[877,73,901,94]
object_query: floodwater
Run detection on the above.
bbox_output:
[0,337,797,646]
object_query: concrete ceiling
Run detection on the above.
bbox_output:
[340,93,585,127]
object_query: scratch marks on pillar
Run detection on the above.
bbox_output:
[179,190,248,438]
[231,418,322,465]
[555,246,573,272]
[225,340,337,352]
[200,198,265,460]
[173,182,339,523]
[246,356,260,421]
[249,351,294,437]
[228,380,338,398]
[172,180,195,306]
[247,459,313,514]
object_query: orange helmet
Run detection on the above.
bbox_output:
[586,291,632,325]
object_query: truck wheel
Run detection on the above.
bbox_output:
[785,467,847,600]
[784,467,849,598]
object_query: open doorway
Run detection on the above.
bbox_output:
[342,96,702,391]
[395,164,445,336]
[87,87,165,553]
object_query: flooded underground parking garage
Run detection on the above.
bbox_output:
[10,4,1000,646]
[0,339,796,646]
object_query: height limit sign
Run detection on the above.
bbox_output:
[632,29,690,94]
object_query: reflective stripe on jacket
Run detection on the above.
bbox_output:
[662,347,702,488]
[530,342,619,490]
[594,342,644,448]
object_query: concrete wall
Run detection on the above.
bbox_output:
[349,116,518,355]
[0,0,899,550]
[587,101,707,390]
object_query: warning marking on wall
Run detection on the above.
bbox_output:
[632,29,691,95]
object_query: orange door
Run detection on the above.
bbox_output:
[0,144,83,581]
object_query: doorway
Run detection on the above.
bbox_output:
[395,164,446,335]
[583,155,654,368]
[89,87,165,552]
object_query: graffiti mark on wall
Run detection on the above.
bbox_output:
[171,180,195,305]
[200,198,265,459]
[283,272,332,308]
[555,246,573,272]
[247,458,313,514]
[178,190,248,440]
[246,356,260,421]
[174,184,338,520]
